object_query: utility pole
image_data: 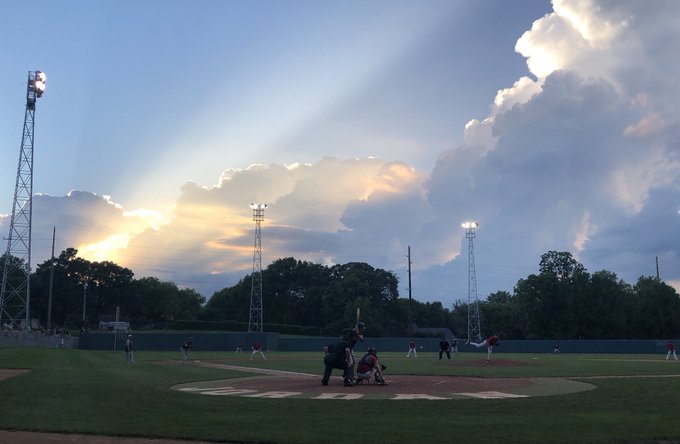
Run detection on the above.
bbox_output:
[407,245,413,334]
[656,256,660,281]
[1,70,47,329]
[47,227,55,330]
[82,281,88,324]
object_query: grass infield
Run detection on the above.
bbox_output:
[1,348,680,443]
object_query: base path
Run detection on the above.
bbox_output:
[172,361,596,400]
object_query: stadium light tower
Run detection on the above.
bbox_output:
[248,203,267,333]
[1,70,47,329]
[462,221,482,341]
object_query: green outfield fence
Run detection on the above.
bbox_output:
[63,332,679,355]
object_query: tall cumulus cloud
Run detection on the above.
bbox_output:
[3,0,680,303]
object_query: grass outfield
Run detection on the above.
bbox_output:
[1,348,680,443]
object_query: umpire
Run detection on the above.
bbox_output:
[321,325,364,387]
[439,338,451,359]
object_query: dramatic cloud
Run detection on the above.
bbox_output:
[3,1,680,305]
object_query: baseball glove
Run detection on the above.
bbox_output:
[380,364,387,371]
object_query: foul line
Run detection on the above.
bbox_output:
[196,362,318,378]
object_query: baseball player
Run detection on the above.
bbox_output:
[356,347,387,385]
[450,338,459,356]
[666,341,678,360]
[407,340,417,358]
[180,337,193,364]
[250,341,267,360]
[467,334,499,362]
[344,322,365,379]
[125,334,135,364]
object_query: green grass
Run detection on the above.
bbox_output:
[1,348,680,443]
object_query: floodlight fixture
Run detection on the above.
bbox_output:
[250,203,267,223]
[461,221,478,229]
[32,71,47,97]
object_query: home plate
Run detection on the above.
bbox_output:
[455,391,529,399]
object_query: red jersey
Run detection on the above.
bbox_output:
[357,354,378,373]
[487,335,498,346]
[667,342,675,352]
[409,341,416,349]
[252,341,262,351]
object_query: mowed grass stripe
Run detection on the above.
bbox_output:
[1,348,680,443]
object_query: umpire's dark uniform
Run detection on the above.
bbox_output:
[322,339,353,386]
[439,339,451,359]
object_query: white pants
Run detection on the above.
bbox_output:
[357,370,374,381]
[251,350,267,360]
[407,347,417,358]
[667,350,678,360]
[470,340,493,360]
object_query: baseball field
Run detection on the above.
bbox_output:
[1,347,679,443]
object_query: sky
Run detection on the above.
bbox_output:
[2,0,680,308]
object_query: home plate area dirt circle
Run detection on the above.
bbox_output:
[172,361,596,400]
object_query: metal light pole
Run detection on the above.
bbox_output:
[248,203,266,333]
[0,70,47,329]
[462,222,482,341]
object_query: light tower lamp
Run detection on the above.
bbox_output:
[461,221,479,232]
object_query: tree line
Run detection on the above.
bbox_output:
[2,249,679,339]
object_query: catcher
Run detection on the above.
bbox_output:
[355,347,387,385]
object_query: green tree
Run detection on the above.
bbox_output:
[31,249,137,329]
[515,251,591,339]
[480,291,526,338]
[632,276,680,338]
[585,270,633,339]
[203,258,403,336]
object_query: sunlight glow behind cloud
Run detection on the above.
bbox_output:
[3,1,680,305]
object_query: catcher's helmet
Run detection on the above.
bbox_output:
[356,321,365,329]
[367,347,377,355]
